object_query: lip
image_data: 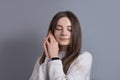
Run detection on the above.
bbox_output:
[59,38,69,40]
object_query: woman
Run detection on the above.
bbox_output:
[30,11,93,80]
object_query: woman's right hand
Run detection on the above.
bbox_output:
[43,32,59,58]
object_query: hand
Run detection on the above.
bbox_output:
[43,32,59,58]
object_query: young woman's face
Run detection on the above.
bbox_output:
[54,17,72,46]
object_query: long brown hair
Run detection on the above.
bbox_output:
[39,11,82,74]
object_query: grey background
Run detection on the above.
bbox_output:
[0,0,120,80]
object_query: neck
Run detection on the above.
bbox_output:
[59,45,69,51]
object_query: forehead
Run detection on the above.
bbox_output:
[57,17,71,26]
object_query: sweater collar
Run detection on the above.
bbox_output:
[59,51,66,59]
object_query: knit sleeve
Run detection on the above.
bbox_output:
[29,57,41,80]
[29,56,50,80]
[47,51,93,80]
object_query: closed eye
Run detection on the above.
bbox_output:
[68,26,72,31]
[55,25,62,30]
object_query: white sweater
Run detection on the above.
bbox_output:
[29,51,93,80]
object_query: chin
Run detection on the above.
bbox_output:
[59,42,70,46]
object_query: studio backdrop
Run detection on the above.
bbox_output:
[0,0,120,80]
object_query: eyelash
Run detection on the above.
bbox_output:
[55,27,72,31]
[55,28,62,30]
[68,29,72,31]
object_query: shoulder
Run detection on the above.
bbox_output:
[34,56,41,68]
[76,51,93,64]
[67,51,93,73]
[35,56,49,66]
[80,51,92,59]
[35,56,41,64]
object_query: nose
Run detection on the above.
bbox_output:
[61,29,67,36]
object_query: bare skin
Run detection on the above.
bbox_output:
[43,32,59,58]
[43,17,72,58]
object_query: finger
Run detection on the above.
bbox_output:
[46,33,51,43]
[43,38,49,57]
[49,32,56,42]
[46,38,50,45]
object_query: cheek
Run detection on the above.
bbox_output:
[54,31,60,39]
[54,30,60,35]
[68,32,71,37]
